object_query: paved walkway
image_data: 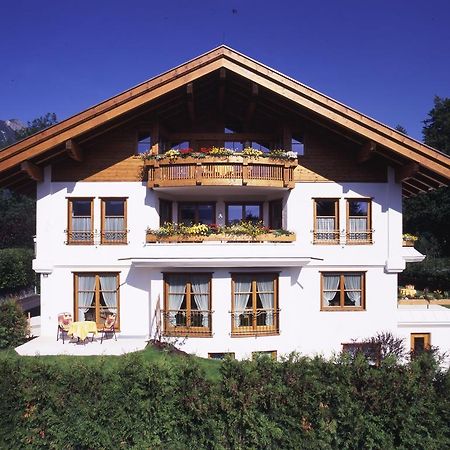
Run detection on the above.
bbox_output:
[16,335,148,356]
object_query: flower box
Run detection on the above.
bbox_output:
[145,232,296,244]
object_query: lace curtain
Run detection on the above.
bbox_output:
[77,275,96,320]
[167,275,186,325]
[349,217,367,240]
[99,275,117,314]
[105,217,125,240]
[344,275,361,306]
[322,275,340,307]
[317,217,335,240]
[72,217,91,241]
[234,275,252,327]
[256,275,274,326]
[191,275,209,327]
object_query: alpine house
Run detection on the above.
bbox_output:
[1,46,449,360]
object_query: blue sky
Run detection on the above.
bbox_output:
[1,0,449,141]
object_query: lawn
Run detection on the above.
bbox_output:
[1,342,223,381]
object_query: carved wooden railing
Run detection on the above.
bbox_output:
[145,156,297,188]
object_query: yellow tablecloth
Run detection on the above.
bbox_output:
[68,321,98,341]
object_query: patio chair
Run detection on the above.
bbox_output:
[100,313,117,343]
[57,312,73,344]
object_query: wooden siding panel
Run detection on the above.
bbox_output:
[294,131,387,183]
[52,129,144,182]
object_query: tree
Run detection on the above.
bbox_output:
[403,97,450,261]
[14,112,57,141]
[0,190,35,249]
[395,124,408,135]
[422,96,450,155]
[0,113,57,250]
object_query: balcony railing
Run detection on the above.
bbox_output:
[66,230,128,245]
[101,231,128,245]
[162,309,212,337]
[145,156,297,189]
[231,308,279,336]
[67,231,94,245]
[313,230,340,244]
[345,230,373,245]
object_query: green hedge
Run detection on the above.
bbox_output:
[0,352,448,449]
[0,298,27,349]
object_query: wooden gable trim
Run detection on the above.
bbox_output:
[219,58,450,179]
[1,45,449,185]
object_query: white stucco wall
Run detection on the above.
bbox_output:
[33,166,450,360]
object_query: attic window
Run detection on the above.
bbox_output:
[137,133,151,154]
[250,142,270,153]
[171,141,190,150]
[292,137,304,156]
[225,141,243,151]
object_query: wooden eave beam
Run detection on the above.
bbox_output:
[65,139,83,162]
[282,126,292,151]
[20,161,43,182]
[187,83,195,122]
[218,68,226,111]
[357,141,377,164]
[403,178,431,193]
[395,161,420,182]
[402,183,422,196]
[244,82,259,127]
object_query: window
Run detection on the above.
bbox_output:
[101,198,127,244]
[226,203,262,225]
[74,273,119,328]
[342,343,381,366]
[321,273,365,310]
[314,199,339,244]
[252,350,277,360]
[159,199,173,226]
[170,141,190,150]
[250,142,270,152]
[231,273,278,336]
[137,133,151,154]
[208,352,235,360]
[269,199,283,229]
[178,202,215,225]
[224,141,244,151]
[67,198,93,245]
[163,274,212,336]
[291,136,304,156]
[411,333,431,353]
[347,199,372,244]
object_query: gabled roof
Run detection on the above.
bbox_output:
[1,45,449,195]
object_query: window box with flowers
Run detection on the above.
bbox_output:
[402,233,418,247]
[146,221,296,243]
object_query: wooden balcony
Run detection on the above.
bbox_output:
[145,156,297,189]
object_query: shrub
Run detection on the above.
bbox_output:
[0,298,27,349]
[0,351,448,449]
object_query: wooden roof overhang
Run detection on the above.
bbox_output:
[0,45,449,196]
